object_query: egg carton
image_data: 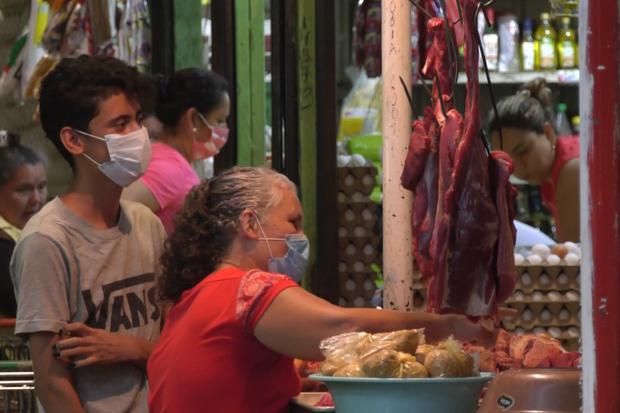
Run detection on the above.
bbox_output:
[338,225,377,239]
[339,295,374,308]
[337,202,378,228]
[515,242,581,266]
[506,325,581,342]
[515,265,580,293]
[338,260,377,274]
[339,241,381,264]
[339,272,377,300]
[507,289,580,305]
[337,166,377,196]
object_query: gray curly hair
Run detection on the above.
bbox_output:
[159,166,297,301]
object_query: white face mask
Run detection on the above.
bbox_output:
[76,126,151,187]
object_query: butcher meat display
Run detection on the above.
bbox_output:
[464,330,581,372]
[401,0,517,317]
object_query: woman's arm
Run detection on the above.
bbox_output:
[29,332,86,413]
[122,180,161,212]
[254,287,491,361]
[555,159,580,242]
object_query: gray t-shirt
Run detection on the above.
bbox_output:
[10,197,166,413]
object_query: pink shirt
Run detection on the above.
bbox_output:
[140,142,199,233]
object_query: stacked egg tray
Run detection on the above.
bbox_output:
[337,165,381,308]
[502,265,581,352]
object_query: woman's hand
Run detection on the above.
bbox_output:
[53,323,152,368]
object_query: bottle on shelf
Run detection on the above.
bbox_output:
[557,16,578,69]
[535,12,557,70]
[482,8,499,71]
[571,115,580,135]
[498,13,520,73]
[521,18,536,71]
[555,103,573,136]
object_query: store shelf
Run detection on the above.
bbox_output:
[456,69,579,85]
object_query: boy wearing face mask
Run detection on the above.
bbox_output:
[122,68,230,234]
[10,56,166,413]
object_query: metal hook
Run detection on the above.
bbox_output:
[399,76,418,118]
[409,0,434,19]
[434,74,449,119]
[475,1,504,151]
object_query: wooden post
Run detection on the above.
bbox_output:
[234,0,266,166]
[297,0,317,290]
[580,0,620,411]
[381,0,414,311]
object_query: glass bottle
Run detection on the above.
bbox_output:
[535,12,557,70]
[482,8,499,71]
[557,17,578,69]
[521,18,536,71]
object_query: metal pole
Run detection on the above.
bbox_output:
[580,0,620,410]
[381,0,414,311]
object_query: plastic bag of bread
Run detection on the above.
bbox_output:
[360,349,429,378]
[319,332,372,375]
[333,363,364,377]
[319,329,426,377]
[424,338,475,377]
[363,329,423,356]
[415,344,435,365]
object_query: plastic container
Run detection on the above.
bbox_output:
[479,368,580,412]
[310,374,494,413]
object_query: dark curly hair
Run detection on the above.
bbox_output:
[39,55,145,168]
[155,68,228,128]
[159,166,296,302]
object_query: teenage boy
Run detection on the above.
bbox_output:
[10,55,166,413]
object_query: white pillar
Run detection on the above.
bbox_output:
[381,0,414,311]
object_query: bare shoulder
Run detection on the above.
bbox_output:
[557,159,580,192]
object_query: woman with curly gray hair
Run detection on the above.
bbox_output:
[147,166,492,413]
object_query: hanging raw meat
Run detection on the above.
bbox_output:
[401,0,517,318]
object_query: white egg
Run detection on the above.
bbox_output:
[540,309,552,322]
[557,273,569,286]
[539,274,551,286]
[337,155,352,167]
[548,327,562,338]
[526,254,543,265]
[564,253,580,265]
[567,327,580,338]
[532,291,545,302]
[546,254,561,265]
[565,291,580,301]
[349,154,367,166]
[513,291,525,301]
[559,308,571,321]
[532,244,551,258]
[514,253,525,265]
[522,308,534,322]
[564,241,580,255]
[533,327,546,335]
[548,291,562,302]
[521,273,533,286]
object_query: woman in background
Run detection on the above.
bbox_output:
[123,68,230,233]
[488,78,579,242]
[0,131,47,316]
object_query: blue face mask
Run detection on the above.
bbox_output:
[254,214,310,282]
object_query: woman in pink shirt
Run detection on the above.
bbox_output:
[123,69,230,233]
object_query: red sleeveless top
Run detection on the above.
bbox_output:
[540,135,579,224]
